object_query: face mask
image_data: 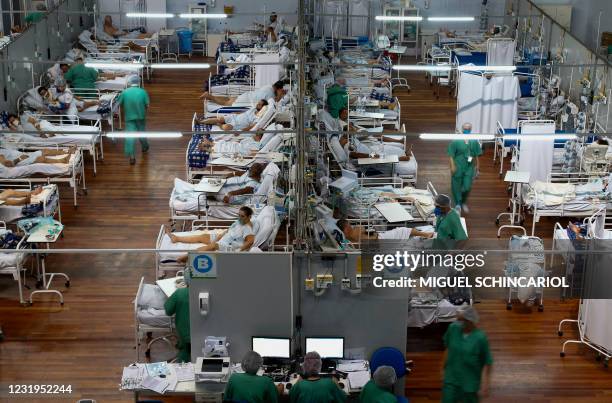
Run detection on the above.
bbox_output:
[463,129,471,134]
[434,207,443,217]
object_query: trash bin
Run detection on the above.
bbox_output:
[177,30,193,54]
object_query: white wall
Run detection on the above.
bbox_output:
[533,0,612,51]
[165,0,299,33]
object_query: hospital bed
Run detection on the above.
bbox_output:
[3,113,103,175]
[80,29,146,60]
[522,172,610,235]
[18,87,120,131]
[156,206,284,278]
[134,276,176,360]
[499,226,548,311]
[0,183,61,224]
[0,147,86,207]
[169,162,283,224]
[0,221,30,305]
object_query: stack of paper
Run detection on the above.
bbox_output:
[141,376,170,394]
[174,363,195,382]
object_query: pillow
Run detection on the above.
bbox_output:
[138,284,167,309]
[24,88,46,110]
[329,136,347,163]
[252,206,276,248]
[260,135,282,153]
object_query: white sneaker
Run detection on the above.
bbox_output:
[462,204,470,214]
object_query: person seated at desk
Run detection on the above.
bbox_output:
[224,351,282,403]
[336,219,433,243]
[289,351,346,403]
[433,194,467,241]
[0,146,75,167]
[164,279,191,363]
[198,99,269,131]
[168,206,256,258]
[200,80,286,107]
[360,366,407,403]
[0,187,44,205]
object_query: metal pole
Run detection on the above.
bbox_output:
[294,0,308,249]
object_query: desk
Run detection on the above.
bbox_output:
[26,221,68,306]
[388,46,410,91]
[209,157,254,167]
[357,155,399,165]
[497,171,530,236]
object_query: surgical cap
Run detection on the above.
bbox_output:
[434,194,451,208]
[302,351,322,377]
[127,74,140,86]
[241,351,263,375]
[55,77,66,87]
[458,305,480,324]
[373,366,397,390]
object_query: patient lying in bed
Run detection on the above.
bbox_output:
[0,187,44,205]
[167,206,257,261]
[198,99,268,131]
[337,219,433,242]
[0,147,75,167]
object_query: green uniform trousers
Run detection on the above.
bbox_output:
[124,119,149,157]
[451,166,474,206]
[442,383,479,403]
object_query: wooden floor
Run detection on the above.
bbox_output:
[0,70,610,402]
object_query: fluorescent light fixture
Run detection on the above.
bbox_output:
[375,15,423,21]
[393,65,452,72]
[458,65,517,72]
[428,17,475,22]
[150,63,211,69]
[85,62,144,70]
[503,134,577,141]
[420,133,495,141]
[126,13,174,18]
[106,132,182,139]
[179,13,228,19]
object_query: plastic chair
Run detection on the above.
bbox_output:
[370,347,413,378]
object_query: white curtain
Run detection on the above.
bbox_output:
[487,39,516,66]
[583,299,612,352]
[517,122,555,184]
[348,0,369,37]
[456,73,519,135]
[323,0,347,38]
[254,54,281,89]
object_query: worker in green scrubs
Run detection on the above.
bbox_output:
[434,194,467,241]
[441,306,493,403]
[63,57,99,95]
[25,4,46,25]
[448,123,482,214]
[116,75,150,164]
[290,351,346,403]
[164,283,191,363]
[224,351,281,402]
[360,366,406,403]
[326,81,348,118]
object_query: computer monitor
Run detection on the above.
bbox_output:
[252,337,291,359]
[305,337,344,359]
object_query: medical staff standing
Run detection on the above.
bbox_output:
[164,281,191,363]
[224,351,281,402]
[448,123,482,214]
[117,75,150,165]
[433,194,467,241]
[441,306,493,403]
